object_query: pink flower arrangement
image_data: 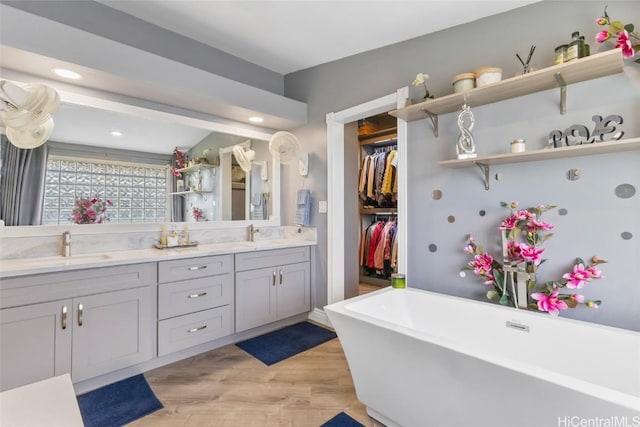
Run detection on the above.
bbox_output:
[71,196,112,224]
[595,6,639,62]
[172,147,188,177]
[463,202,605,315]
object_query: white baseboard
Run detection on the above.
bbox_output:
[308,308,331,328]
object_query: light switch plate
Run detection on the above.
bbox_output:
[318,200,328,213]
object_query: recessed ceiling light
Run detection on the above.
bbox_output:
[51,68,83,80]
[248,116,264,123]
[111,131,123,137]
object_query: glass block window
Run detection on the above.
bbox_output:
[43,156,168,224]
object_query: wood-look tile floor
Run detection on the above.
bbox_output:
[129,334,386,427]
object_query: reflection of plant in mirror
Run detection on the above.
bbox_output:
[192,206,205,221]
[173,147,188,176]
[72,196,112,224]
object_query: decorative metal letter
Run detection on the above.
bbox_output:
[456,104,477,159]
[548,114,624,148]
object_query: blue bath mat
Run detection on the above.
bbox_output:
[322,412,365,427]
[236,321,337,366]
[77,374,163,427]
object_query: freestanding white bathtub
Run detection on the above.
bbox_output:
[325,287,640,427]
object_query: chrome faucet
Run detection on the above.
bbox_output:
[248,224,259,242]
[62,231,71,257]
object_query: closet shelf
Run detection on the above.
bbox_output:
[361,208,397,215]
[389,48,623,123]
[359,128,398,145]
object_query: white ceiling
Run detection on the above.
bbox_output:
[98,0,541,74]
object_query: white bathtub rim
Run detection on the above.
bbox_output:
[324,287,640,412]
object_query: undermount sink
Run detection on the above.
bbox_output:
[6,253,114,269]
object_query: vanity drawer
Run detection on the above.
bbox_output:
[235,246,310,272]
[158,274,232,320]
[158,254,233,283]
[157,305,232,356]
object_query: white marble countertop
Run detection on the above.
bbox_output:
[0,239,315,278]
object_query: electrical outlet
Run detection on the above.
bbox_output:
[318,200,327,213]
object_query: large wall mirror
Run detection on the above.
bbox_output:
[0,84,281,229]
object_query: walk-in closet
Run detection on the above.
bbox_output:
[357,113,398,293]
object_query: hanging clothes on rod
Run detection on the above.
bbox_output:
[359,216,398,279]
[358,144,398,209]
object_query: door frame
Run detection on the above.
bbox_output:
[325,87,409,305]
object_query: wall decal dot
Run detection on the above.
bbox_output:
[615,184,636,199]
[459,271,466,278]
[432,189,442,200]
[558,208,568,216]
[621,232,633,240]
[447,215,455,223]
[428,244,437,252]
[479,210,486,216]
[495,173,503,181]
[567,169,581,180]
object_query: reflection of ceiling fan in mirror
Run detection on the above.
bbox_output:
[232,144,255,173]
[0,79,60,149]
[268,131,309,176]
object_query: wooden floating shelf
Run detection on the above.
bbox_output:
[389,48,623,122]
[438,137,640,168]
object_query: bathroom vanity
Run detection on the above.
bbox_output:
[0,240,314,392]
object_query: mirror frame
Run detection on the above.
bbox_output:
[0,88,281,237]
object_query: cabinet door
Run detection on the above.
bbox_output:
[277,262,311,320]
[0,299,72,391]
[235,266,277,332]
[71,287,152,382]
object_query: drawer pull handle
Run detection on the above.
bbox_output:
[78,303,83,327]
[61,306,67,330]
[279,269,283,285]
[187,292,207,299]
[272,270,276,286]
[187,325,207,333]
[188,265,207,271]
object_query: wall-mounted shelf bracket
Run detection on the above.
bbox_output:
[474,162,490,190]
[421,108,439,137]
[555,72,567,115]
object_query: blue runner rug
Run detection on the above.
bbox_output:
[322,412,365,427]
[77,374,163,427]
[236,321,337,366]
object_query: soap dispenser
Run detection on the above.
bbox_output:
[167,224,179,247]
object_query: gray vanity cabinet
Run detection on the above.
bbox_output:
[235,247,311,332]
[0,263,155,391]
[0,299,73,391]
[157,254,234,356]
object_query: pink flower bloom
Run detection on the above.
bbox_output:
[586,264,603,279]
[507,241,522,260]
[586,301,599,309]
[471,253,494,276]
[519,244,544,265]
[509,201,519,209]
[563,264,591,289]
[514,210,536,221]
[595,30,612,43]
[464,245,475,254]
[615,30,635,58]
[499,216,518,230]
[572,293,585,303]
[528,219,554,232]
[531,290,568,316]
[172,168,181,177]
[483,270,495,286]
[596,17,608,26]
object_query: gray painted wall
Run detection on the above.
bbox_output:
[285,1,640,331]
